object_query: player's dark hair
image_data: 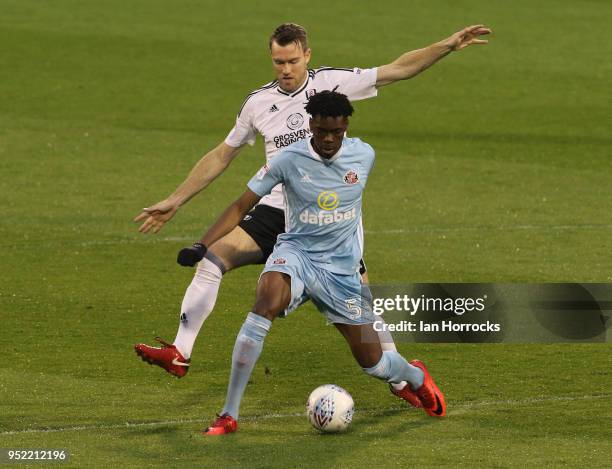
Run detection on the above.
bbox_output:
[305,91,354,119]
[269,23,309,50]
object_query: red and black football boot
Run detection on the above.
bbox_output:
[389,383,423,408]
[134,337,190,378]
[411,360,446,417]
[203,413,238,436]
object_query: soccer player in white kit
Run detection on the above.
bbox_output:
[134,23,491,380]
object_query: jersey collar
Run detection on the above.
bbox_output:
[277,72,310,98]
[307,138,343,165]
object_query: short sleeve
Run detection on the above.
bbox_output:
[317,67,378,101]
[358,140,376,176]
[247,154,287,197]
[366,144,376,174]
[224,97,257,148]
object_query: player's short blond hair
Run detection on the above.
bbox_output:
[269,23,308,51]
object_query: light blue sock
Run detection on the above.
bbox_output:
[221,313,271,419]
[363,351,424,390]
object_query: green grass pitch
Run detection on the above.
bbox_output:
[1,0,611,467]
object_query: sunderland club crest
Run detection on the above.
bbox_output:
[344,170,359,185]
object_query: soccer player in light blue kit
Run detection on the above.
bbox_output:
[176,91,446,435]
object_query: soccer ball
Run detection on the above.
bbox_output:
[306,384,354,433]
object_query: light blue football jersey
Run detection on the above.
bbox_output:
[248,137,375,275]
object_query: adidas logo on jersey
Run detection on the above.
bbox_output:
[300,173,312,183]
[299,207,357,226]
[269,104,279,113]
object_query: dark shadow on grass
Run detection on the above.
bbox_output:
[354,407,438,437]
[125,425,181,436]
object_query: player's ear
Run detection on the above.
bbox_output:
[304,47,311,64]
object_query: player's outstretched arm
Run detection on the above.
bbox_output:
[376,24,491,87]
[200,189,261,247]
[134,142,243,234]
[177,189,261,266]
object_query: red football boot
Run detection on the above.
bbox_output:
[411,360,446,417]
[134,337,190,378]
[390,383,423,408]
[203,413,238,436]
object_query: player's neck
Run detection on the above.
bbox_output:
[309,138,343,162]
[278,71,308,93]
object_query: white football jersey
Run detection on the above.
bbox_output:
[225,67,378,209]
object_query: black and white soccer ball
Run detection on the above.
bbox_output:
[306,384,354,433]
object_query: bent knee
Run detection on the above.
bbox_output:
[251,300,286,321]
[209,228,263,271]
[252,273,291,319]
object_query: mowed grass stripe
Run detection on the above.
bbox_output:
[1,225,612,250]
[1,393,609,436]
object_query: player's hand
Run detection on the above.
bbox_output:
[447,25,491,51]
[134,200,180,233]
[177,243,207,267]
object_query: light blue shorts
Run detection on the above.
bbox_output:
[262,243,375,325]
